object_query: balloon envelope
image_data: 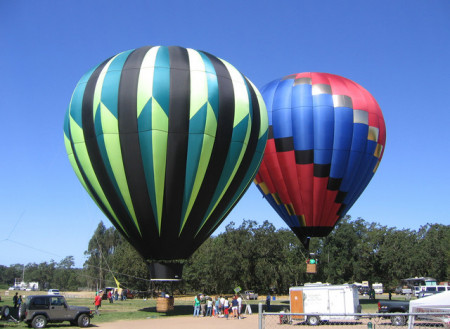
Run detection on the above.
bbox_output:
[64,46,268,278]
[254,72,386,245]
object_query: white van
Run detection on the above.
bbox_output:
[289,284,361,325]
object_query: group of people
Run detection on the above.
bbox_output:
[13,292,23,309]
[193,294,244,319]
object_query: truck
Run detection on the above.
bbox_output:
[289,284,361,325]
[377,300,410,326]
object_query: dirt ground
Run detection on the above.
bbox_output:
[93,314,259,329]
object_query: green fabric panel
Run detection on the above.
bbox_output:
[137,46,158,117]
[69,117,118,223]
[220,59,249,128]
[100,103,140,233]
[187,49,208,120]
[93,57,115,131]
[152,128,168,234]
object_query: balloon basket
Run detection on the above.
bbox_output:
[306,264,317,274]
[156,297,174,312]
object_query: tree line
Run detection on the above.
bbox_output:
[1,216,448,295]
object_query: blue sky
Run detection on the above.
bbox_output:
[1,0,449,268]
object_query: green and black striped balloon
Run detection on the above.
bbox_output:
[64,46,268,266]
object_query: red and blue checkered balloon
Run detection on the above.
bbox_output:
[254,72,386,246]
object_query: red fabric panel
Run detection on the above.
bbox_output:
[297,163,313,225]
[276,150,302,212]
[312,177,328,226]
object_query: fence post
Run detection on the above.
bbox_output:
[258,302,263,329]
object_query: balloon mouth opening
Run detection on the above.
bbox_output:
[148,262,184,281]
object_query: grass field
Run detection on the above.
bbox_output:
[0,291,409,328]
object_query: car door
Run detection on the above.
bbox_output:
[49,296,68,321]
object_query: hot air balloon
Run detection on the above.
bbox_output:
[64,46,268,280]
[254,72,386,248]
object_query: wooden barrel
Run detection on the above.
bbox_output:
[156,297,174,312]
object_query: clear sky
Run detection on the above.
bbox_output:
[1,0,449,269]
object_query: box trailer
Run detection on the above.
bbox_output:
[289,284,361,325]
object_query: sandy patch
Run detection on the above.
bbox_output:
[93,314,259,329]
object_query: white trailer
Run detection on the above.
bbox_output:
[289,284,361,325]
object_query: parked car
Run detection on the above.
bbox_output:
[47,289,60,295]
[244,290,258,300]
[18,295,92,328]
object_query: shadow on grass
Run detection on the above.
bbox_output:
[138,303,289,316]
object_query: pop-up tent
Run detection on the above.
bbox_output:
[408,291,450,329]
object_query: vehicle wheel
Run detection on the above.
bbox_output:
[1,305,10,318]
[78,314,90,327]
[18,304,26,320]
[391,315,406,326]
[307,316,320,326]
[32,315,47,329]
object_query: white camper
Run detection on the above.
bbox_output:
[289,284,361,325]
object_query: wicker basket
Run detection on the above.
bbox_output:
[156,297,174,312]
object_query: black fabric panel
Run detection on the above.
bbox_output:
[295,149,313,164]
[335,191,347,204]
[161,46,190,250]
[176,51,235,256]
[193,76,262,246]
[268,125,274,139]
[314,163,331,177]
[327,177,342,191]
[275,136,294,152]
[118,46,160,259]
[337,204,347,216]
[148,262,183,281]
[291,226,334,238]
[81,57,142,243]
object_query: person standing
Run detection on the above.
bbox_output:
[231,296,239,319]
[13,292,19,308]
[94,290,103,316]
[193,295,201,317]
[206,297,213,317]
[200,294,206,316]
[266,294,271,311]
[214,297,220,317]
[237,294,242,319]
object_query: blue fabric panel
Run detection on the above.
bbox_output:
[330,149,350,178]
[314,149,333,165]
[313,102,334,164]
[69,66,97,128]
[153,46,171,117]
[351,124,369,152]
[200,53,219,119]
[272,79,294,111]
[339,150,364,192]
[292,84,313,151]
[272,106,292,139]
[101,50,133,119]
[333,107,354,150]
[329,107,353,177]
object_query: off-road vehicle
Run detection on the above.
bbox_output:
[19,295,92,328]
